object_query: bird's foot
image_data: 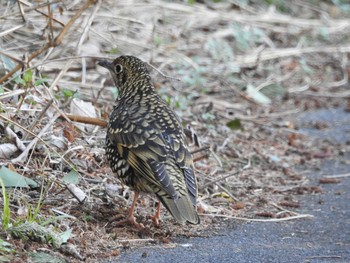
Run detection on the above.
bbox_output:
[113,215,144,229]
[129,215,145,228]
[149,213,161,227]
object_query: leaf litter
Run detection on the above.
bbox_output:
[0,0,350,262]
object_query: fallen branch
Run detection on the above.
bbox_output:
[63,114,107,127]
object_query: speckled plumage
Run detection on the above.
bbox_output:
[99,56,199,226]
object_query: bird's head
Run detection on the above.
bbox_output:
[98,56,151,90]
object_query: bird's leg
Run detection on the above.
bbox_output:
[149,201,161,227]
[127,192,144,228]
[114,191,144,228]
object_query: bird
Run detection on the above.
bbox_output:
[98,55,200,227]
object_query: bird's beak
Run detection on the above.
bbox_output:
[98,60,113,71]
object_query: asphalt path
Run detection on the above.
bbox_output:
[107,108,350,263]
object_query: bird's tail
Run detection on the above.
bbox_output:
[158,194,200,225]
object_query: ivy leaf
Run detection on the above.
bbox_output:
[34,78,50,86]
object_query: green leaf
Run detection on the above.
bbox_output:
[34,78,50,86]
[0,166,37,188]
[23,69,32,83]
[59,229,72,243]
[0,177,10,230]
[0,238,15,259]
[226,119,242,130]
[104,47,120,54]
[0,238,13,250]
[245,84,271,105]
[62,170,80,185]
[62,89,76,99]
[14,76,26,86]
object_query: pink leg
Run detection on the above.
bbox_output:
[149,202,161,227]
[115,192,144,228]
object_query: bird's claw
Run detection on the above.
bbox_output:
[113,216,145,229]
[149,214,161,227]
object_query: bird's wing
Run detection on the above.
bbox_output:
[108,124,194,200]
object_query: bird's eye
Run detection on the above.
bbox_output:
[114,64,123,73]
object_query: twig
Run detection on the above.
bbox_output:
[0,0,97,84]
[270,202,295,215]
[293,90,350,98]
[48,60,74,93]
[229,0,259,14]
[234,108,301,121]
[50,208,77,220]
[193,154,209,163]
[47,0,54,42]
[16,0,26,22]
[191,146,210,162]
[191,146,210,155]
[306,256,341,260]
[18,0,65,27]
[155,2,350,32]
[118,238,155,243]
[23,99,54,140]
[324,173,350,179]
[235,46,350,67]
[200,213,314,222]
[200,171,240,190]
[63,114,107,127]
[145,62,180,81]
[0,25,24,38]
[216,183,239,202]
[210,148,223,167]
[0,0,61,20]
[1,55,111,85]
[96,14,145,25]
[11,113,60,163]
[77,0,101,55]
[0,89,26,100]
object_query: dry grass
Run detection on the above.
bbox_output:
[1,0,350,262]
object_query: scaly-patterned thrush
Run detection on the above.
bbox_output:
[98,55,199,227]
